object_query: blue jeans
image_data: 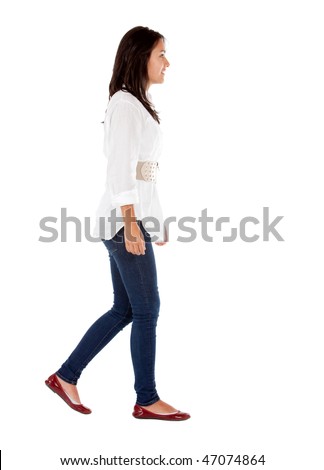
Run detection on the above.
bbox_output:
[56,221,160,406]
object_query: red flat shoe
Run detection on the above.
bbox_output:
[45,374,92,415]
[132,404,190,421]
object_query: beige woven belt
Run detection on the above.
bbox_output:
[136,160,159,183]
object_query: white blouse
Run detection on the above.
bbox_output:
[93,90,167,242]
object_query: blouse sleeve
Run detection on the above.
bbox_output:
[105,100,142,206]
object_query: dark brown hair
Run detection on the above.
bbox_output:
[109,26,164,123]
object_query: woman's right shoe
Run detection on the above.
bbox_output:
[45,374,92,415]
[133,404,190,421]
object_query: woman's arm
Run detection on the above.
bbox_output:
[120,204,146,255]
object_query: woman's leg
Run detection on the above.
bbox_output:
[56,250,133,386]
[107,223,185,414]
[105,224,161,406]
[52,222,183,414]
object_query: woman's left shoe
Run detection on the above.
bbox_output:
[45,374,92,414]
[133,404,190,421]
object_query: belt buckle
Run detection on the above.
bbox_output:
[137,161,158,183]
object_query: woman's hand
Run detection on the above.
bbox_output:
[155,241,167,246]
[121,204,146,255]
[124,221,146,255]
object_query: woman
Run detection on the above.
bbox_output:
[45,26,190,421]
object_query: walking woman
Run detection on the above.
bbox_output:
[45,26,190,421]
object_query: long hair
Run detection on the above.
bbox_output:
[109,26,164,123]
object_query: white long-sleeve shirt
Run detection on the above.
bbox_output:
[93,90,167,242]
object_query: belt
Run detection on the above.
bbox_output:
[136,160,159,183]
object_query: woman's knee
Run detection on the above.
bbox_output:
[111,303,133,322]
[133,292,160,320]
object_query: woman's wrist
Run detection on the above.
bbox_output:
[120,204,137,223]
[121,205,137,238]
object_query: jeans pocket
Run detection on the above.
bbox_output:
[102,228,124,255]
[102,239,117,255]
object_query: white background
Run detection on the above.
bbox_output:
[0,1,323,469]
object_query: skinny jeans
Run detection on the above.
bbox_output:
[56,221,160,406]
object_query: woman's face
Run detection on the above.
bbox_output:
[147,39,170,88]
